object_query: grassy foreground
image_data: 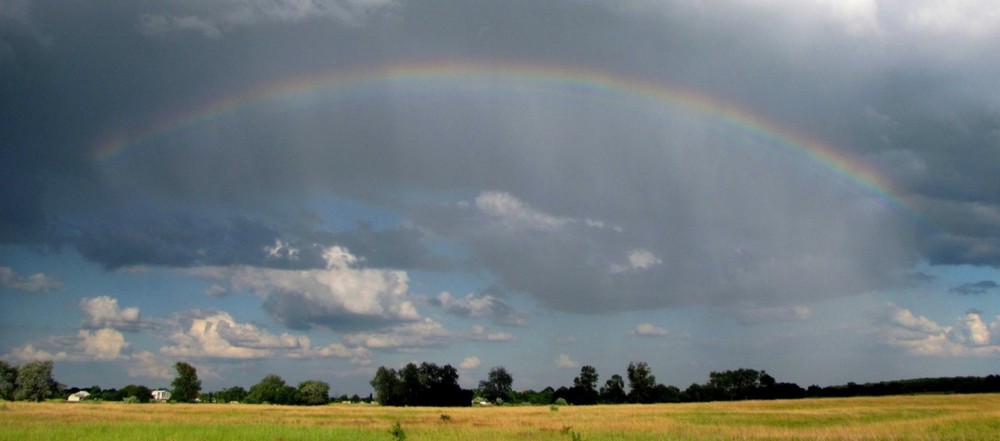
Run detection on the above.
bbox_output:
[2,394,999,440]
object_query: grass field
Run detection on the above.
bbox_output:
[2,394,999,440]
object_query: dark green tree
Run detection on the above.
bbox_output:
[0,360,17,400]
[569,365,600,404]
[707,368,763,400]
[118,384,153,403]
[298,380,330,405]
[478,366,513,404]
[14,360,55,402]
[416,362,469,406]
[574,365,599,392]
[653,384,681,403]
[371,366,402,406]
[626,361,657,404]
[600,374,627,404]
[216,386,249,403]
[246,374,299,405]
[369,362,470,407]
[399,363,422,405]
[512,387,554,405]
[171,362,201,402]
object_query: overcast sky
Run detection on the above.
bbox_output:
[3,0,1000,395]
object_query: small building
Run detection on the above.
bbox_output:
[67,391,91,402]
[151,389,172,402]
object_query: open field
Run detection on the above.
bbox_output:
[2,394,1000,440]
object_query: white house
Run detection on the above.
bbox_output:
[151,389,171,402]
[67,391,91,402]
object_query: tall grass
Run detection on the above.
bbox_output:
[1,394,998,440]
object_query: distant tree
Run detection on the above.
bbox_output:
[370,362,470,407]
[514,387,554,405]
[215,386,248,403]
[171,362,201,403]
[246,374,299,405]
[626,362,657,404]
[759,372,776,389]
[707,368,763,400]
[0,360,17,400]
[371,366,402,406]
[568,365,600,405]
[761,382,806,400]
[551,386,571,405]
[119,384,153,403]
[574,365,599,391]
[14,360,55,402]
[298,380,330,405]
[399,363,422,405]
[681,383,709,402]
[652,384,681,403]
[600,374,627,404]
[415,362,468,406]
[478,366,513,404]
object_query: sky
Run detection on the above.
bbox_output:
[3,0,1000,396]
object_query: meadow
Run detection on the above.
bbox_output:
[2,394,999,440]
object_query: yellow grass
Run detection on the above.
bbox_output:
[2,394,999,440]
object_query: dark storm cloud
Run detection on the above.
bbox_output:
[950,281,999,296]
[4,0,1000,316]
[309,222,451,271]
[74,215,284,270]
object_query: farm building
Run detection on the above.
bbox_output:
[151,389,171,402]
[67,391,91,402]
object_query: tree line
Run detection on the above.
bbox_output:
[3,358,999,406]
[371,361,1000,406]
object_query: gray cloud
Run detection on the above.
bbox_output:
[3,0,1000,318]
[310,222,451,271]
[74,215,284,270]
[430,291,526,327]
[950,281,1000,296]
[137,0,400,37]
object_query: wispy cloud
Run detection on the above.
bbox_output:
[631,323,669,337]
[0,267,63,293]
[950,280,999,295]
[556,353,577,369]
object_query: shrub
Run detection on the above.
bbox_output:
[554,397,568,406]
[390,421,406,441]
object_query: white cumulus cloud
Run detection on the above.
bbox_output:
[459,356,481,369]
[161,310,311,359]
[80,295,147,331]
[77,328,129,360]
[191,246,420,329]
[882,304,1000,356]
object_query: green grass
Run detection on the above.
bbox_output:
[1,394,999,440]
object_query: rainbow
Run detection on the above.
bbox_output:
[89,59,925,226]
